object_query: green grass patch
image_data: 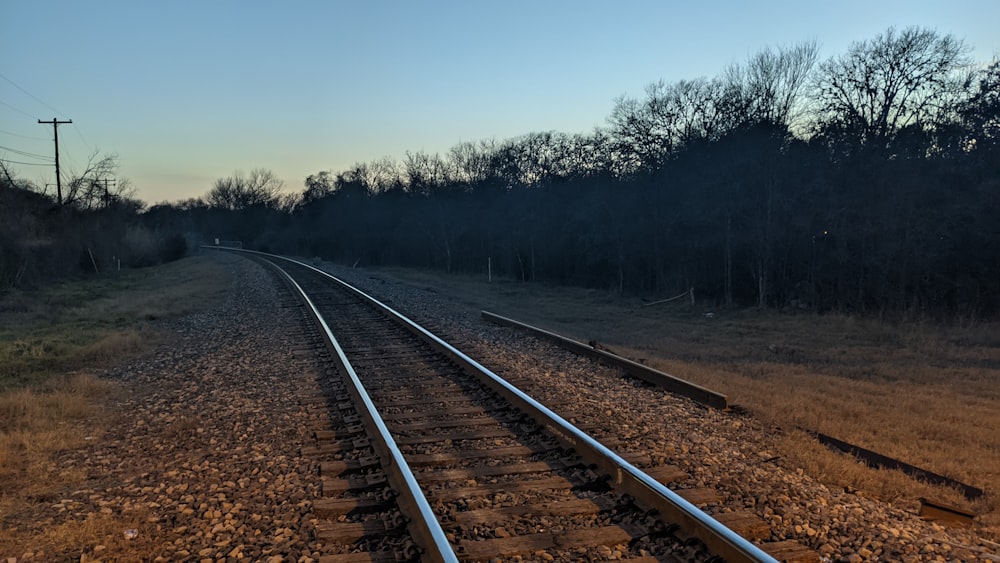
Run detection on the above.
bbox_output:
[0,256,230,390]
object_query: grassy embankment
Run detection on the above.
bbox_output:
[366,266,1000,537]
[0,256,229,555]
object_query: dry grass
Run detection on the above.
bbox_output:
[0,505,162,561]
[0,373,121,558]
[0,374,115,491]
[0,256,230,390]
[0,255,230,558]
[366,267,1000,535]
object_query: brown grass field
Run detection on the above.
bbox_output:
[0,256,230,556]
[365,266,1000,537]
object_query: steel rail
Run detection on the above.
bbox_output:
[214,248,777,562]
[255,254,458,563]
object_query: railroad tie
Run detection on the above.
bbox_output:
[759,539,821,562]
[314,518,396,542]
[712,511,771,541]
[317,551,399,563]
[458,524,641,561]
[313,496,392,518]
[452,496,617,528]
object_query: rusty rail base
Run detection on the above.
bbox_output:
[480,310,729,410]
[919,498,977,526]
[808,431,984,501]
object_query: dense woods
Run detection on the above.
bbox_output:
[0,153,186,289]
[4,27,998,320]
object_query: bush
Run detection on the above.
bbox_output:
[158,233,187,263]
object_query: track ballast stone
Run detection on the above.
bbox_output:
[3,255,331,562]
[5,254,996,562]
[319,261,997,563]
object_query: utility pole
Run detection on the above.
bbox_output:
[38,117,72,205]
[98,177,116,207]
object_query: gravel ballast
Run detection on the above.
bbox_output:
[4,253,997,562]
[4,255,331,562]
[320,260,999,563]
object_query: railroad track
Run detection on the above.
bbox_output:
[219,249,816,562]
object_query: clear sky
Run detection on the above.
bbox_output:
[1,0,998,204]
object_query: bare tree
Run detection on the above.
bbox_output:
[207,168,284,210]
[403,151,450,194]
[57,152,138,210]
[959,58,1000,149]
[303,170,336,204]
[607,85,676,171]
[724,40,820,131]
[668,77,728,144]
[812,27,971,146]
[447,140,496,186]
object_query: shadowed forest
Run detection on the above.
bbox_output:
[3,27,999,320]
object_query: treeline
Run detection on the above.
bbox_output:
[148,27,998,319]
[0,154,186,290]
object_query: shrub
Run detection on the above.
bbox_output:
[158,233,187,263]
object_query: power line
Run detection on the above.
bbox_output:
[0,144,54,160]
[72,123,93,152]
[0,72,68,118]
[0,99,36,119]
[0,128,48,141]
[0,74,94,152]
[0,157,53,166]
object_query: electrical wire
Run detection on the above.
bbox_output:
[0,74,93,153]
[72,124,93,153]
[0,157,52,166]
[0,99,37,119]
[0,128,48,141]
[0,144,53,161]
[0,72,69,119]
[59,141,78,177]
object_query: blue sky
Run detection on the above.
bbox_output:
[2,0,998,204]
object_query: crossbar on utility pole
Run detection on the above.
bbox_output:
[38,117,72,205]
[99,177,116,207]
